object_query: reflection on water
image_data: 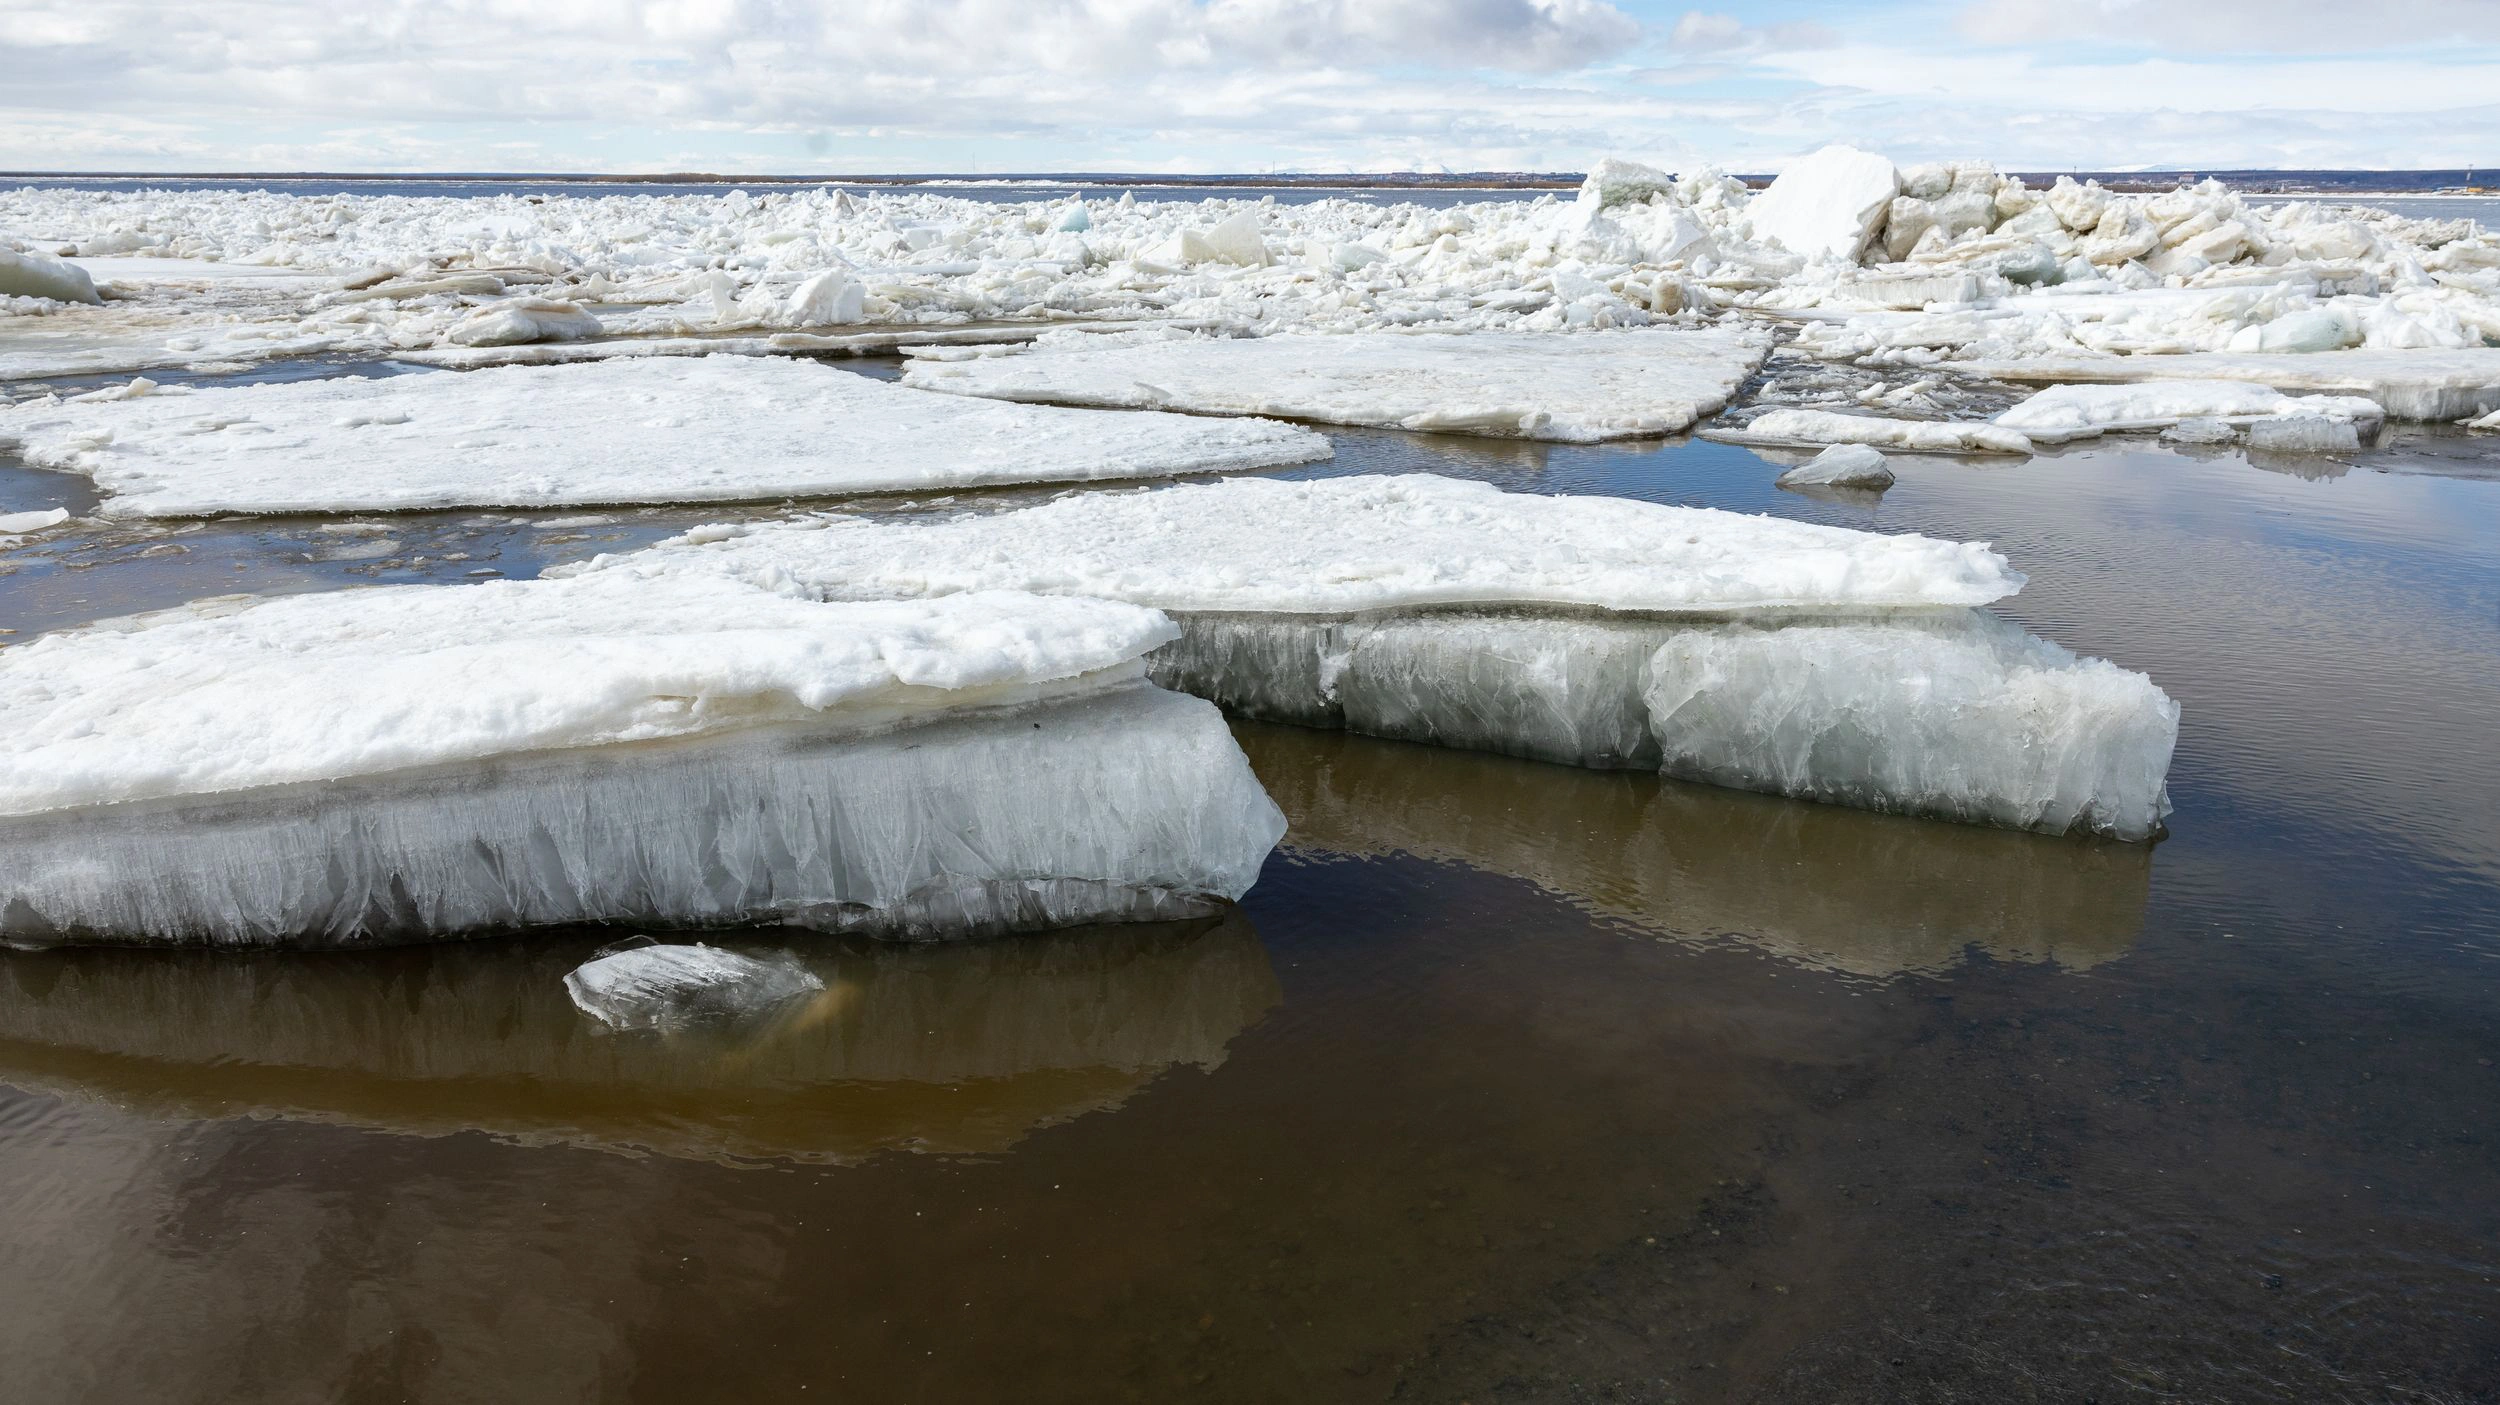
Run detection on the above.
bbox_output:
[1239,721,2149,980]
[0,914,1278,1164]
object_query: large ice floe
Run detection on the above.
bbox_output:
[0,354,1328,518]
[0,569,1286,946]
[0,913,1279,1162]
[898,327,1774,441]
[580,475,2180,839]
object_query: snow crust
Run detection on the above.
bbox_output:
[0,681,1286,947]
[1994,379,2385,442]
[0,569,1177,817]
[564,942,825,1031]
[898,328,1774,442]
[1777,443,1895,489]
[590,474,2024,616]
[0,354,1330,518]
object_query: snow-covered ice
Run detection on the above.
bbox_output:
[0,569,1176,815]
[587,474,2023,616]
[898,328,1775,442]
[1967,349,2500,423]
[0,570,1289,945]
[1994,379,2385,443]
[0,354,1330,518]
[583,476,2176,838]
[1776,443,1895,490]
[564,942,826,1031]
[1713,407,2034,455]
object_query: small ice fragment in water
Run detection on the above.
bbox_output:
[0,507,72,535]
[2246,415,2362,455]
[564,941,825,1031]
[1777,444,1895,490]
[2161,418,2239,445]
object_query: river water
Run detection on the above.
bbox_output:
[1,346,2496,1400]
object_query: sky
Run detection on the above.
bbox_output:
[4,0,2498,175]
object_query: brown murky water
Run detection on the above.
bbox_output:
[2,362,2497,1402]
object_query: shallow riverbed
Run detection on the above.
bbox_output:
[1,354,2496,1402]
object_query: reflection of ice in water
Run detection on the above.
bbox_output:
[0,912,1279,1163]
[1237,723,2150,980]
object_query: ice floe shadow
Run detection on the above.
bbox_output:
[0,911,1279,1166]
[1236,722,2151,983]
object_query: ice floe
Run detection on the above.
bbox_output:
[0,248,100,305]
[0,354,1330,517]
[899,327,1774,442]
[1712,407,2034,455]
[1967,349,2500,423]
[585,476,2176,838]
[1993,379,2385,443]
[587,474,2023,615]
[0,571,1286,945]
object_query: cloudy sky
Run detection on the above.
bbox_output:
[6,0,2497,174]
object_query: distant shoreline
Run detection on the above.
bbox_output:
[3,169,2492,198]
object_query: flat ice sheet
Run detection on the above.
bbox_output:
[1710,407,2034,455]
[898,328,1775,442]
[595,474,2023,616]
[1995,380,2385,442]
[1964,349,2500,423]
[0,354,1331,518]
[0,569,1174,816]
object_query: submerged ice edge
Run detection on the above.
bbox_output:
[0,682,1287,949]
[1149,608,2177,842]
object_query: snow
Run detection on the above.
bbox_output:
[564,943,826,1031]
[1777,443,1895,489]
[0,507,70,534]
[590,474,2024,616]
[0,249,101,305]
[0,354,1332,518]
[1645,612,2177,840]
[1742,146,1900,262]
[0,681,1286,946]
[898,328,1775,442]
[1994,379,2385,443]
[1714,408,2034,455]
[0,569,1177,817]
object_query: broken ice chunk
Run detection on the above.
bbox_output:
[0,506,71,534]
[0,248,102,305]
[564,942,826,1032]
[898,329,1776,443]
[1742,145,1900,262]
[445,297,601,347]
[1715,407,2032,455]
[1776,444,1895,490]
[1995,380,2383,443]
[2245,414,2362,455]
[0,354,1331,518]
[2160,418,2239,445]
